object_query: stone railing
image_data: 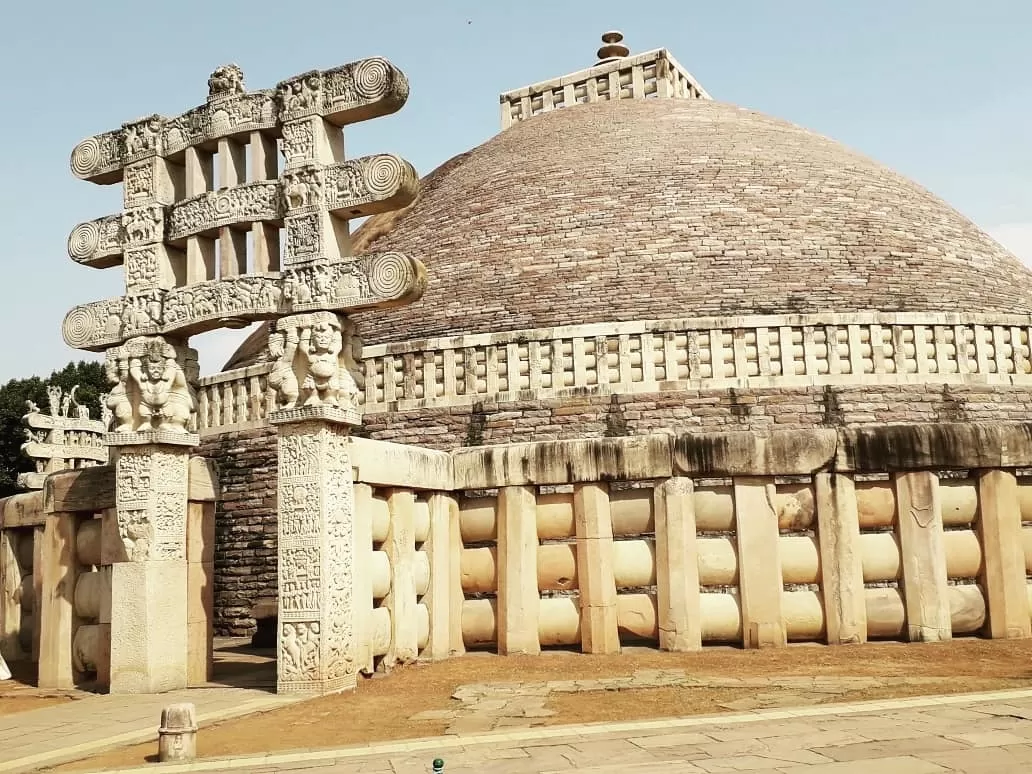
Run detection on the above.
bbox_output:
[348,438,460,668]
[500,48,710,129]
[0,460,218,690]
[452,429,1032,652]
[363,423,1032,661]
[197,313,1032,434]
[290,423,1032,670]
[197,364,273,435]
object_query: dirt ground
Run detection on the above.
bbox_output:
[0,695,69,717]
[0,661,72,718]
[51,638,1032,771]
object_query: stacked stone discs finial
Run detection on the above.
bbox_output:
[596,31,630,63]
[63,55,427,695]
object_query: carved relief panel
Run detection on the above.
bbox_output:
[113,447,189,561]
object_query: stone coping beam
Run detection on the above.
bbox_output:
[13,422,1032,519]
[0,457,218,526]
[450,421,1032,489]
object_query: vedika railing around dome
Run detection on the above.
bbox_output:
[499,48,711,129]
[195,312,1032,434]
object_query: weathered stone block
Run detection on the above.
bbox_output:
[110,560,188,694]
[836,422,1032,472]
[453,434,672,488]
[351,437,453,490]
[675,428,837,477]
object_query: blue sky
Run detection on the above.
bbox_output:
[1,0,1029,382]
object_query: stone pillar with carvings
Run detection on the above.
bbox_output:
[269,312,361,694]
[104,337,199,694]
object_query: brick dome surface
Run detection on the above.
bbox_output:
[350,97,1032,343]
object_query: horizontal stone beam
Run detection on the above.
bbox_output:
[42,465,114,514]
[69,155,418,268]
[350,437,453,490]
[1,491,45,527]
[835,422,1032,473]
[452,435,673,489]
[673,429,838,477]
[449,422,1032,489]
[22,442,108,464]
[62,252,426,351]
[66,216,124,269]
[16,473,47,491]
[37,456,218,515]
[23,413,107,433]
[70,58,409,184]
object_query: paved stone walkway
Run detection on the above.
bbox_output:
[418,671,954,735]
[85,688,1032,773]
[0,686,294,773]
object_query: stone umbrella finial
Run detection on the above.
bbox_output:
[596,31,630,64]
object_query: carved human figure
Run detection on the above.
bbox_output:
[105,353,135,432]
[299,319,344,407]
[99,393,113,428]
[268,329,300,409]
[336,165,363,199]
[47,385,62,417]
[310,264,331,299]
[339,318,363,399]
[281,622,318,679]
[128,339,195,432]
[119,511,153,561]
[300,622,319,674]
[20,429,43,472]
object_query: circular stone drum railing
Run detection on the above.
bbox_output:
[198,312,1032,434]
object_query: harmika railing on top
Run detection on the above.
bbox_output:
[195,313,1032,434]
[499,48,710,129]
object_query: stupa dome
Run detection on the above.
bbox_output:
[227,79,1030,370]
[224,39,1031,383]
[351,98,1031,346]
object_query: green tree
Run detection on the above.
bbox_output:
[0,360,108,497]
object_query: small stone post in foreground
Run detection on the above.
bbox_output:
[158,702,197,762]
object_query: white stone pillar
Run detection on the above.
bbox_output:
[108,439,194,693]
[271,405,359,695]
[101,335,200,694]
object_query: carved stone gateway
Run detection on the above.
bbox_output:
[18,386,107,490]
[64,55,425,694]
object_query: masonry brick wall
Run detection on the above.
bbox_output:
[201,382,1032,634]
[197,427,278,636]
[359,384,1032,448]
